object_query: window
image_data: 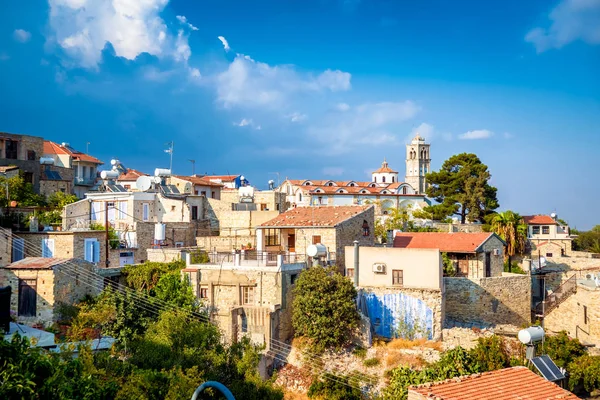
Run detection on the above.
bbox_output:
[532,226,540,235]
[402,186,407,195]
[18,279,37,317]
[290,274,298,285]
[382,176,386,183]
[312,235,321,245]
[212,191,216,198]
[265,229,280,246]
[298,193,302,201]
[89,167,95,178]
[191,205,198,220]
[124,185,131,190]
[392,176,395,183]
[201,191,206,196]
[346,268,354,278]
[84,238,100,263]
[142,203,149,221]
[546,252,553,258]
[5,140,18,159]
[392,270,403,285]
[42,238,54,258]
[118,201,127,220]
[242,286,255,305]
[583,305,588,325]
[27,150,36,161]
[12,238,24,262]
[542,226,550,235]
[175,242,184,248]
[23,172,33,184]
[362,220,370,236]
[82,166,87,179]
[318,196,323,205]
[171,205,176,212]
[327,182,333,186]
[199,287,208,299]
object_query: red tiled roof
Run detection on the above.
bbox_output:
[408,366,579,400]
[4,257,72,270]
[204,175,239,182]
[260,205,372,228]
[373,159,398,174]
[393,232,499,253]
[118,168,148,181]
[174,175,223,187]
[523,215,558,225]
[43,141,103,164]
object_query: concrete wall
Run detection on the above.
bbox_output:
[345,246,442,290]
[543,285,600,349]
[444,275,531,327]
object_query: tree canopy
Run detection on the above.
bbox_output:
[490,210,527,261]
[424,153,499,223]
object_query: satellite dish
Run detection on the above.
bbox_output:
[153,176,163,184]
[136,176,152,192]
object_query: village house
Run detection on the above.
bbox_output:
[345,245,444,340]
[203,174,245,189]
[63,190,205,266]
[524,214,573,258]
[393,232,505,278]
[181,249,306,346]
[169,175,224,199]
[256,205,375,270]
[0,257,101,326]
[43,141,104,198]
[115,168,148,191]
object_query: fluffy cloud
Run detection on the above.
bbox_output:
[408,122,434,143]
[176,15,198,31]
[525,0,600,52]
[218,36,230,52]
[234,118,261,129]
[288,112,307,122]
[216,54,352,109]
[48,0,192,68]
[458,129,494,140]
[13,29,32,43]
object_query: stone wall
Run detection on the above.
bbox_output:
[444,275,531,327]
[62,199,91,230]
[146,247,184,263]
[470,235,504,278]
[18,231,107,265]
[530,239,573,257]
[432,223,484,233]
[196,235,256,251]
[0,227,12,266]
[335,206,376,270]
[543,285,600,350]
[0,132,44,192]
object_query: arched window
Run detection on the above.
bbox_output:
[382,176,386,183]
[392,176,395,183]
[349,183,355,187]
[298,193,302,201]
[327,182,333,186]
[402,186,407,195]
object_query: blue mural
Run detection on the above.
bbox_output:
[360,291,433,340]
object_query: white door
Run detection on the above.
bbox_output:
[12,238,24,262]
[42,239,55,258]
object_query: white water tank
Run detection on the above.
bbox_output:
[154,223,166,241]
[100,170,119,180]
[518,326,545,344]
[307,243,327,257]
[154,168,171,177]
[39,157,55,165]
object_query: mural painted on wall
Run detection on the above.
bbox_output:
[360,291,433,340]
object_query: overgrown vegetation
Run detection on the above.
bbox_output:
[573,225,600,253]
[90,223,120,249]
[307,373,363,400]
[292,266,359,353]
[503,261,526,274]
[189,248,210,264]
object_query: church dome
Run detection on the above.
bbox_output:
[373,158,398,174]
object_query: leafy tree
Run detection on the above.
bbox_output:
[123,260,186,292]
[424,153,499,223]
[0,173,46,207]
[541,331,586,369]
[154,273,197,310]
[568,355,600,394]
[573,225,600,253]
[292,266,359,353]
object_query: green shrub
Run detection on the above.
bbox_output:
[542,331,586,369]
[503,261,526,274]
[352,346,367,359]
[190,249,210,264]
[568,355,600,394]
[363,357,380,367]
[307,373,363,400]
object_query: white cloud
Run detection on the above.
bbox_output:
[13,29,32,43]
[458,129,494,140]
[336,102,350,111]
[142,66,176,82]
[234,118,261,129]
[322,167,344,176]
[176,15,198,31]
[189,67,201,78]
[218,36,230,52]
[216,53,352,109]
[288,112,307,122]
[48,0,193,69]
[408,122,434,143]
[525,0,600,52]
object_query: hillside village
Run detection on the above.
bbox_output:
[1,131,599,399]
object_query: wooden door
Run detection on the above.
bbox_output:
[485,252,492,277]
[288,234,296,252]
[18,279,37,317]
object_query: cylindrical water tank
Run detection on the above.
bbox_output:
[100,170,119,180]
[154,168,171,177]
[307,243,327,257]
[154,223,166,241]
[39,157,55,165]
[518,326,545,344]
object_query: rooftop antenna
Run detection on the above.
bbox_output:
[164,141,174,173]
[86,141,90,154]
[189,159,195,175]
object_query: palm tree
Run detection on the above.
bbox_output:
[491,211,527,272]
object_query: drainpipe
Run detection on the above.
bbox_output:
[353,240,359,287]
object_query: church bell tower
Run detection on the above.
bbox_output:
[405,134,431,194]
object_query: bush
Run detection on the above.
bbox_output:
[352,346,367,359]
[503,261,526,274]
[292,266,359,353]
[568,355,600,394]
[363,357,380,367]
[189,249,210,264]
[307,373,363,400]
[542,331,586,369]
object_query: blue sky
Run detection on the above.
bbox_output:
[0,0,599,229]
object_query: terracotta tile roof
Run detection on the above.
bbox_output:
[174,175,223,187]
[373,159,398,174]
[204,175,239,182]
[286,179,409,192]
[523,215,558,225]
[393,232,500,253]
[260,205,373,228]
[43,141,103,164]
[0,166,19,173]
[118,168,148,181]
[4,257,72,270]
[408,366,579,400]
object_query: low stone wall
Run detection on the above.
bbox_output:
[444,276,531,327]
[432,223,484,233]
[196,235,256,251]
[146,248,184,263]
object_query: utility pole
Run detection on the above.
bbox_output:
[105,201,110,268]
[189,159,195,175]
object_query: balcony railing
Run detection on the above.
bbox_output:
[535,275,577,316]
[203,250,307,267]
[75,176,97,186]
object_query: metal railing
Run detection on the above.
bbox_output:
[535,275,577,316]
[204,250,307,267]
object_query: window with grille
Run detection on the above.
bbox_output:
[242,286,255,305]
[265,229,280,246]
[542,226,550,235]
[392,270,403,285]
[532,226,540,235]
[199,287,208,299]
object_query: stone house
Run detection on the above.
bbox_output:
[0,257,101,326]
[43,141,104,198]
[524,214,573,257]
[181,250,306,346]
[0,132,44,192]
[394,232,506,278]
[345,245,444,340]
[256,205,375,270]
[63,191,205,266]
[169,175,224,199]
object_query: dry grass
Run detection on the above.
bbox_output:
[387,337,443,351]
[385,351,427,369]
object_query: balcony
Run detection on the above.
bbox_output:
[186,250,307,270]
[75,176,97,186]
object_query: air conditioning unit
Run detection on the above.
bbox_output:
[372,263,386,273]
[493,249,501,256]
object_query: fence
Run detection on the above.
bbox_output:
[535,274,577,316]
[201,250,308,267]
